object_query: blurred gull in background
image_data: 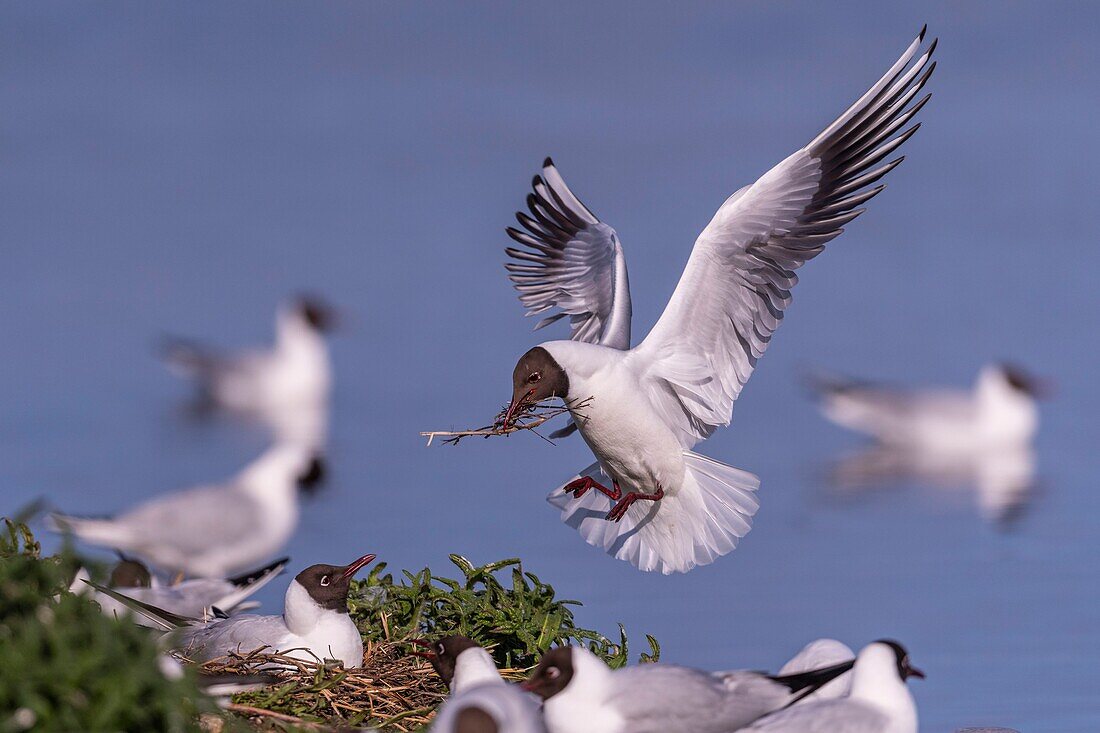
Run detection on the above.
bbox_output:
[51,442,315,577]
[71,557,288,627]
[813,363,1048,525]
[162,294,336,415]
[162,295,336,475]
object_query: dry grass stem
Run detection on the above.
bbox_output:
[420,397,593,446]
[201,641,528,731]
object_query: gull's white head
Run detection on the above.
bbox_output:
[850,639,923,732]
[278,295,339,337]
[523,646,622,732]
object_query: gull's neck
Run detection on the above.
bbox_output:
[849,647,917,733]
[543,648,624,733]
[282,580,345,636]
[452,647,504,693]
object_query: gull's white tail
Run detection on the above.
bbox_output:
[547,451,759,574]
[48,514,134,548]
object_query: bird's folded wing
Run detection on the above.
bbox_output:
[743,699,888,732]
[634,28,936,448]
[505,157,632,350]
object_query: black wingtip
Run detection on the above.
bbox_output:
[543,156,554,168]
[227,556,289,587]
[918,24,927,42]
[770,658,856,694]
[926,37,938,56]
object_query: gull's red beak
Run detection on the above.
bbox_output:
[907,665,926,680]
[520,679,537,692]
[409,638,436,660]
[503,388,535,428]
[341,553,376,580]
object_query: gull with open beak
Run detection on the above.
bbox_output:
[497,28,937,573]
[93,554,375,668]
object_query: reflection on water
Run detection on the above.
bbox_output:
[827,444,1037,527]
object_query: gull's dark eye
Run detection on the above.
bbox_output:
[437,643,446,655]
[320,575,330,587]
[528,372,542,384]
[546,666,560,680]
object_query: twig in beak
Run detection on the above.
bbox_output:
[420,396,593,447]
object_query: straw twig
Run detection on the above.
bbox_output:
[420,397,593,446]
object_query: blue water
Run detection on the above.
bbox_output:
[3,3,1098,731]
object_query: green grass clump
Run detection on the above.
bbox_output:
[0,519,217,733]
[349,554,660,668]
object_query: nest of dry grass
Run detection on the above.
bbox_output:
[201,641,525,732]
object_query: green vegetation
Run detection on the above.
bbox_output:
[350,554,660,669]
[1,521,658,731]
[0,519,216,733]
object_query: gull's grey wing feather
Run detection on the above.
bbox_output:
[116,483,263,556]
[744,699,889,732]
[636,29,936,448]
[128,580,236,618]
[506,158,632,350]
[611,666,792,732]
[173,614,289,662]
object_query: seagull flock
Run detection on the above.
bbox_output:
[39,26,1036,733]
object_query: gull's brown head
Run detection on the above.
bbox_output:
[504,347,570,427]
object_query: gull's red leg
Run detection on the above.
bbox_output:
[605,484,664,522]
[562,476,622,501]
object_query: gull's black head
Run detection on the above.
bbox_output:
[293,554,375,612]
[875,639,925,681]
[109,559,152,588]
[294,295,338,334]
[521,646,574,700]
[999,363,1051,399]
[505,346,569,426]
[295,455,328,494]
[412,635,481,687]
[455,706,498,733]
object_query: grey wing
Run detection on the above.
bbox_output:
[637,29,935,448]
[745,699,889,733]
[118,484,262,556]
[505,157,632,350]
[173,614,287,662]
[132,580,235,618]
[611,666,783,732]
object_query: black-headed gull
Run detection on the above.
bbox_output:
[162,295,336,413]
[51,443,314,578]
[814,363,1047,451]
[75,557,287,627]
[521,645,854,733]
[742,640,924,733]
[414,635,505,693]
[501,29,937,573]
[420,636,547,733]
[99,554,375,668]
